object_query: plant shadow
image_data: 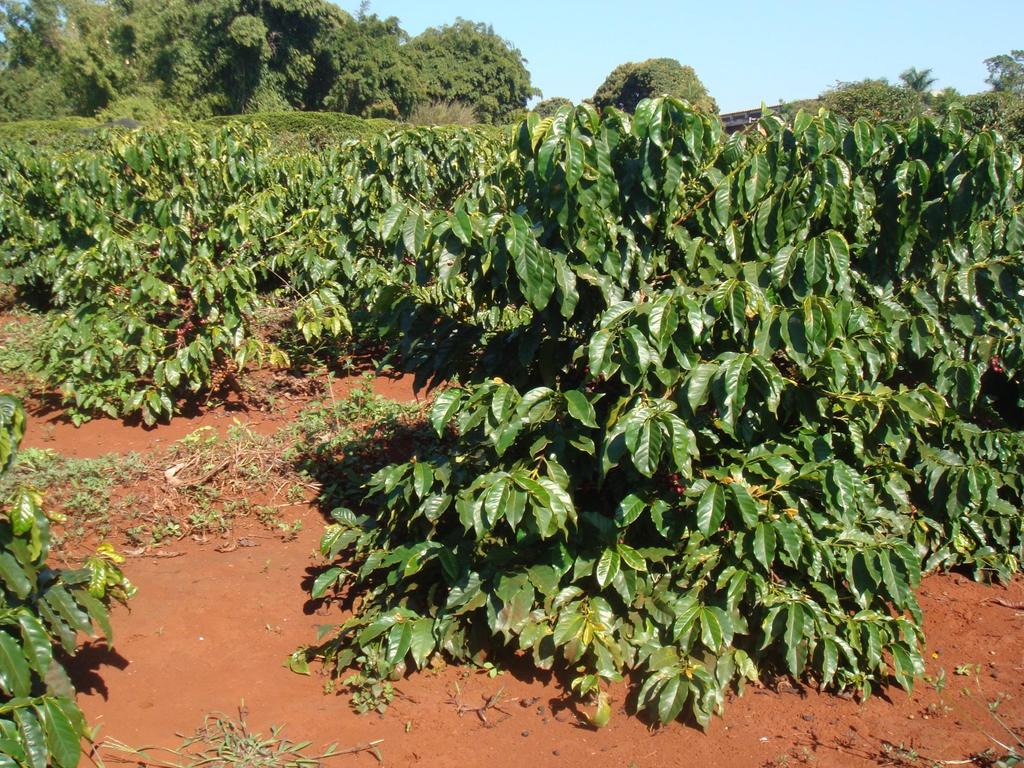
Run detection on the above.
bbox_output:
[65,640,130,700]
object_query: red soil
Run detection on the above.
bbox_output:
[20,371,420,459]
[75,535,1024,768]
[14,377,1019,768]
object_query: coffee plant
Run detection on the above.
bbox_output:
[0,394,135,767]
[0,124,499,424]
[302,99,1024,727]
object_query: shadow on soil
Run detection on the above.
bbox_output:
[66,640,130,700]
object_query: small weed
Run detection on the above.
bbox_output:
[474,660,503,679]
[0,310,49,391]
[286,482,307,503]
[187,508,229,536]
[278,518,302,540]
[288,381,428,511]
[150,519,183,543]
[924,668,947,696]
[256,504,282,528]
[125,526,148,547]
[0,448,148,548]
[989,693,1010,713]
[877,742,922,767]
[343,646,396,716]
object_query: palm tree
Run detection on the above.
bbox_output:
[899,67,938,93]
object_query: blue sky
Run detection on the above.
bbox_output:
[337,1,1024,112]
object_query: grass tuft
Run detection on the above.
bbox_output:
[101,703,384,767]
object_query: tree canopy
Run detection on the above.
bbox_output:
[592,58,717,114]
[406,19,539,125]
[817,79,925,122]
[531,96,573,118]
[803,58,1024,145]
[0,1,538,123]
[898,67,937,93]
[985,50,1024,95]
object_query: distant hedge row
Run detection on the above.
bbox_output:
[0,111,412,151]
[199,111,401,149]
[0,111,514,153]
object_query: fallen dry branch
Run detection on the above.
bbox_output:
[982,597,1024,610]
[445,683,515,727]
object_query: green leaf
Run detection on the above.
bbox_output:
[386,621,413,664]
[0,553,32,599]
[311,567,344,599]
[699,607,724,651]
[408,619,435,668]
[596,549,620,588]
[588,330,615,378]
[804,237,827,285]
[784,603,805,676]
[552,608,586,647]
[615,494,646,528]
[15,708,47,768]
[402,210,427,255]
[719,353,752,431]
[429,390,462,434]
[820,637,839,688]
[39,700,80,768]
[16,614,52,676]
[565,137,585,187]
[413,462,433,499]
[656,675,691,723]
[379,203,407,241]
[504,487,527,529]
[44,587,91,634]
[729,483,759,527]
[0,631,31,697]
[695,483,725,537]
[686,363,718,411]
[564,390,597,428]
[889,643,918,692]
[286,649,309,675]
[771,245,798,286]
[753,522,776,572]
[628,418,663,478]
[616,543,647,572]
[452,205,474,245]
[483,478,509,526]
[827,461,856,513]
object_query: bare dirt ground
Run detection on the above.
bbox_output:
[6,372,1023,768]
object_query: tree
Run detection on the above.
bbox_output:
[407,18,538,124]
[531,96,572,118]
[985,50,1024,95]
[0,1,543,122]
[818,79,924,122]
[592,58,717,114]
[155,0,349,115]
[899,66,937,93]
[0,0,125,119]
[317,12,421,118]
[930,86,962,114]
[947,91,1024,143]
